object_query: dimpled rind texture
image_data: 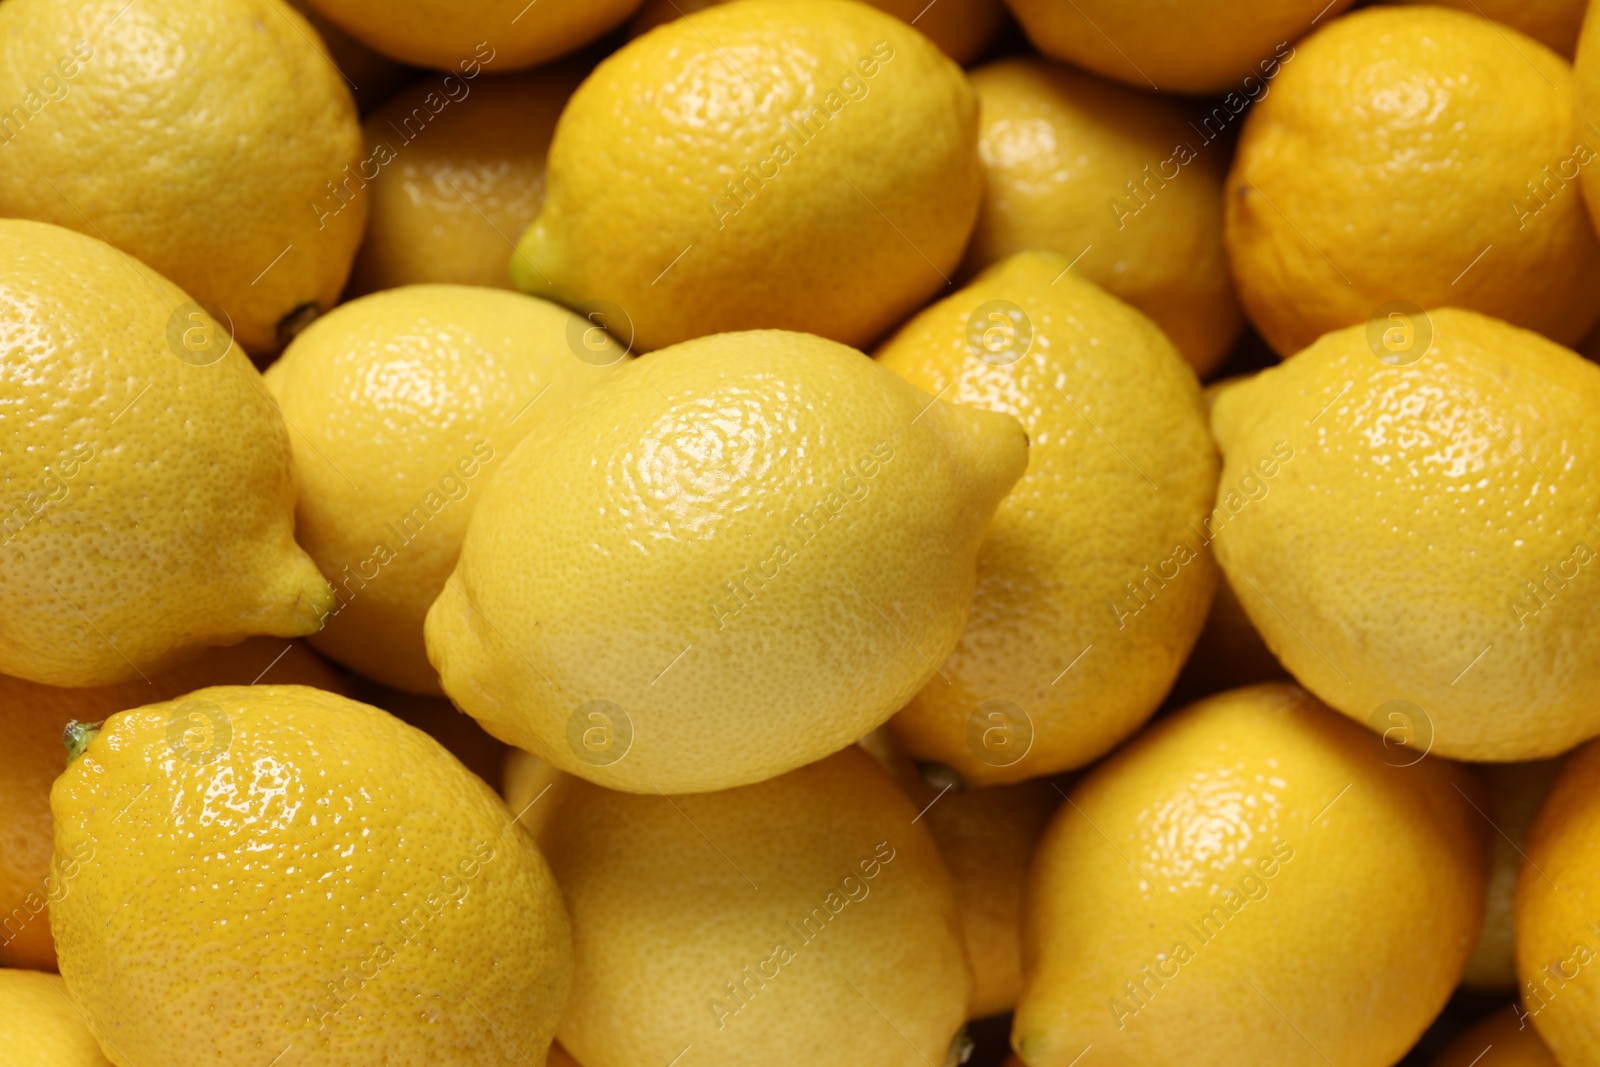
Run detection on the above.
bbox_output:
[0,0,366,355]
[265,285,629,694]
[1000,0,1354,94]
[1516,739,1600,1065]
[626,0,1007,66]
[302,0,642,71]
[535,748,970,1067]
[0,971,114,1066]
[1013,684,1486,1067]
[511,0,982,353]
[350,64,587,295]
[1226,6,1600,357]
[426,329,1028,795]
[1432,1005,1560,1067]
[49,684,574,1067]
[965,59,1242,376]
[0,220,336,687]
[880,253,1219,785]
[1210,308,1600,760]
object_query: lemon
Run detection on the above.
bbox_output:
[511,0,982,352]
[285,0,409,113]
[298,0,639,71]
[1428,0,1585,57]
[1461,759,1563,989]
[428,329,1026,794]
[879,253,1217,784]
[964,58,1242,375]
[0,638,343,971]
[1431,1005,1559,1067]
[0,0,366,354]
[350,65,587,295]
[0,220,334,687]
[1226,6,1600,356]
[531,747,969,1067]
[356,682,510,788]
[50,684,573,1066]
[1013,683,1486,1067]
[1001,0,1351,94]
[1515,737,1600,1063]
[0,971,112,1066]
[266,285,624,693]
[1211,308,1600,760]
[627,0,1007,66]
[1574,1,1600,233]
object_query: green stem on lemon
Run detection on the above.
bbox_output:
[64,720,102,763]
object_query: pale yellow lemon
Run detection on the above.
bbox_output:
[0,220,333,687]
[1001,0,1349,94]
[1461,759,1563,989]
[50,685,572,1066]
[1431,1006,1559,1067]
[512,0,982,352]
[267,285,625,693]
[965,58,1242,375]
[880,253,1218,784]
[350,65,587,294]
[534,747,969,1067]
[1211,309,1600,760]
[428,329,1026,794]
[0,0,366,354]
[0,971,112,1066]
[1014,683,1486,1067]
[300,0,641,71]
[1226,6,1600,356]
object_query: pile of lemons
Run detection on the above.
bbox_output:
[5,0,1600,1065]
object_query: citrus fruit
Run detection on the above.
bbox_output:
[511,0,982,352]
[1436,0,1584,57]
[879,253,1217,784]
[266,284,626,693]
[427,329,1026,794]
[350,64,587,295]
[1013,683,1487,1067]
[1461,759,1563,990]
[1210,308,1600,760]
[50,684,573,1066]
[0,970,112,1066]
[0,220,334,687]
[1226,6,1600,356]
[965,57,1242,375]
[0,0,366,354]
[532,747,969,1067]
[1431,1005,1559,1067]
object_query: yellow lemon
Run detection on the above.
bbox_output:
[1226,6,1600,356]
[1572,1,1600,236]
[350,64,588,295]
[879,253,1217,784]
[356,681,510,789]
[0,971,111,1066]
[298,0,640,71]
[0,220,333,687]
[1001,0,1349,94]
[1461,759,1563,989]
[50,684,573,1066]
[1210,308,1600,760]
[1515,738,1600,1063]
[1426,0,1585,57]
[511,0,982,352]
[532,747,969,1067]
[1431,1006,1559,1067]
[285,0,409,113]
[427,330,1026,794]
[627,0,1007,66]
[266,284,625,693]
[965,58,1243,375]
[0,639,344,971]
[0,0,366,354]
[1013,683,1486,1067]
